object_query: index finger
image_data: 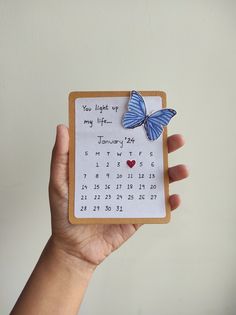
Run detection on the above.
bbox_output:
[167,134,185,153]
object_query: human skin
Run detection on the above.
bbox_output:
[10,125,189,315]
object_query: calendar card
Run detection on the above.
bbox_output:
[69,91,174,224]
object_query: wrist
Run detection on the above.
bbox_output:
[46,236,96,280]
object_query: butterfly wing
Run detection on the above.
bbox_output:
[122,90,146,129]
[144,109,176,141]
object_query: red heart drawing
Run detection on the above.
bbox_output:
[127,160,136,168]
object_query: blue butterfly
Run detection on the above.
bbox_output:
[122,90,177,141]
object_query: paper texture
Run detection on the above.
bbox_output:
[74,95,166,218]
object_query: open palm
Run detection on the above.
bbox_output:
[49,125,188,268]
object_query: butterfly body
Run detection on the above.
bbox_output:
[122,90,176,141]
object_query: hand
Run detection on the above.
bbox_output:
[49,125,189,269]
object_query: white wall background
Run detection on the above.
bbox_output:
[0,0,235,314]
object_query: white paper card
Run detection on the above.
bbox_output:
[74,95,166,218]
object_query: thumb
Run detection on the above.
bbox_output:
[50,124,69,193]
